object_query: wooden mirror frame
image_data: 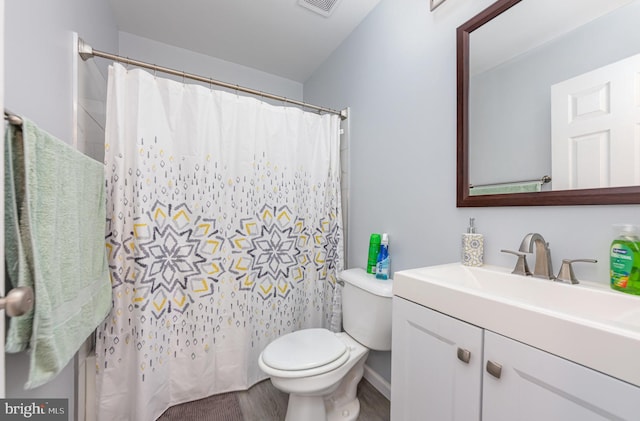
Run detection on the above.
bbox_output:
[456,0,640,207]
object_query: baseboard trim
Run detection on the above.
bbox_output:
[363,364,391,401]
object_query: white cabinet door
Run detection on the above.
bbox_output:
[483,330,639,421]
[551,53,640,190]
[391,297,483,421]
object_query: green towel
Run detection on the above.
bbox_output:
[4,119,112,389]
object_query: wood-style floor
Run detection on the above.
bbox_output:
[236,378,390,421]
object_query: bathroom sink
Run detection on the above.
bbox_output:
[394,263,640,387]
[404,264,640,328]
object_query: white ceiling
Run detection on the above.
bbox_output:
[107,0,381,83]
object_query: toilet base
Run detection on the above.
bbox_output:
[285,394,328,421]
[284,392,361,421]
[327,396,360,421]
[325,353,365,421]
[282,348,367,421]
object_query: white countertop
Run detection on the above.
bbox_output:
[394,263,640,387]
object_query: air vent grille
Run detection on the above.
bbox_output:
[298,0,343,17]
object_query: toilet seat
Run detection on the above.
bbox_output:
[260,328,350,378]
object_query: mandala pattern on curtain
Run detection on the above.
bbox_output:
[97,63,343,421]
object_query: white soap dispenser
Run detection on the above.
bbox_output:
[462,218,484,266]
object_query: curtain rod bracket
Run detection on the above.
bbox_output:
[78,38,94,61]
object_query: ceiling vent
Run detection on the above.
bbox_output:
[298,0,343,17]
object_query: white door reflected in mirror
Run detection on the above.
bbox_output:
[551,53,640,190]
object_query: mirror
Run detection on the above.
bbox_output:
[457,0,640,206]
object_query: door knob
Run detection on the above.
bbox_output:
[0,286,34,317]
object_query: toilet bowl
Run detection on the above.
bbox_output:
[258,268,393,421]
[259,330,368,421]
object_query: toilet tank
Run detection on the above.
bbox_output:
[340,268,393,351]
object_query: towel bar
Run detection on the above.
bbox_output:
[469,175,551,189]
[4,109,23,126]
[0,286,34,317]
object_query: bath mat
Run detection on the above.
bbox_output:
[157,392,243,421]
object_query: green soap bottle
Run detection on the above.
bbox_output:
[610,224,640,295]
[367,234,381,274]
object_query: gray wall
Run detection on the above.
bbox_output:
[304,0,640,383]
[118,32,303,103]
[469,1,640,186]
[5,0,119,416]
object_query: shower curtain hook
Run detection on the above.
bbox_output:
[182,71,186,85]
[235,84,240,99]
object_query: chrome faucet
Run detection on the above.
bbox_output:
[519,233,554,279]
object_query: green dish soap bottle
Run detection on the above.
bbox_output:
[610,224,640,295]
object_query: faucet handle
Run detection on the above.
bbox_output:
[555,259,597,284]
[501,249,532,276]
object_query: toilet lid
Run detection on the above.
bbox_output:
[261,328,347,371]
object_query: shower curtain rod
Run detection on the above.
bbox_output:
[78,38,347,120]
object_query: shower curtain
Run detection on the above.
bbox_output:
[96,63,344,421]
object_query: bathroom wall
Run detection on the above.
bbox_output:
[117,32,304,103]
[4,0,119,417]
[304,0,640,384]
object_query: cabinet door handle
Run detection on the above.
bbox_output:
[457,347,471,364]
[486,360,502,379]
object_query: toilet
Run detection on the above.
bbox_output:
[258,268,393,421]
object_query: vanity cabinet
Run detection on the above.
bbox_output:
[482,330,638,421]
[391,297,483,421]
[391,297,640,421]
